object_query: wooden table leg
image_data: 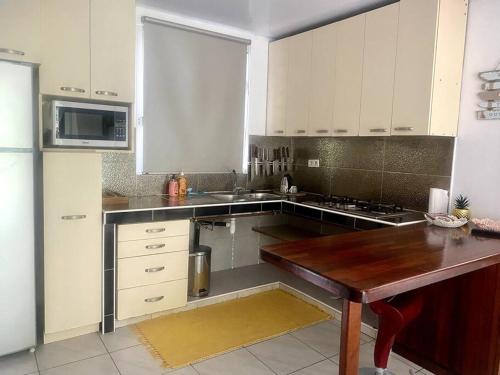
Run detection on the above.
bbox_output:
[339,299,362,375]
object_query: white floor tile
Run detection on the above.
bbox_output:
[100,327,141,352]
[165,366,199,375]
[331,341,420,374]
[292,359,339,375]
[35,333,107,371]
[110,344,165,375]
[291,320,371,358]
[247,334,325,375]
[193,348,274,375]
[0,350,38,375]
[39,354,118,375]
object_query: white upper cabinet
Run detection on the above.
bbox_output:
[90,0,135,102]
[40,0,91,98]
[40,0,136,102]
[308,24,337,137]
[392,0,467,136]
[266,38,289,136]
[0,0,41,63]
[332,14,366,137]
[285,32,313,136]
[359,3,399,136]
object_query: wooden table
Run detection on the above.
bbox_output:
[260,223,500,375]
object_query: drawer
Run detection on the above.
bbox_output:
[117,251,188,290]
[117,279,187,320]
[118,220,190,242]
[117,236,189,259]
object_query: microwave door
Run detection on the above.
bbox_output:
[54,106,123,147]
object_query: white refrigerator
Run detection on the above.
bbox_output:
[0,61,37,355]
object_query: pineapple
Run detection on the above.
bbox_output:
[453,194,471,219]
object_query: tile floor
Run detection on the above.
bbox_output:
[0,319,433,375]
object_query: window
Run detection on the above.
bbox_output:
[138,17,250,174]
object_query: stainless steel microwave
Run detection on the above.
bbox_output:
[52,101,128,148]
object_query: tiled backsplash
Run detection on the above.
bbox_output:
[290,136,454,210]
[102,135,454,211]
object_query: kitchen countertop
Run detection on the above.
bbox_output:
[102,193,426,227]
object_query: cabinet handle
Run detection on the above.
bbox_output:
[274,130,284,134]
[295,130,306,134]
[60,86,86,93]
[61,214,86,220]
[369,128,388,133]
[393,126,414,131]
[145,266,165,273]
[316,129,329,134]
[0,48,25,56]
[333,129,348,133]
[145,243,166,250]
[144,296,164,303]
[95,90,118,97]
[145,228,166,233]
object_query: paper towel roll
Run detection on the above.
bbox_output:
[428,188,449,214]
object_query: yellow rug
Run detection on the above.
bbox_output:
[134,289,331,368]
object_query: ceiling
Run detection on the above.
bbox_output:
[137,0,397,39]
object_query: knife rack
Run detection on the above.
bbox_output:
[247,144,293,181]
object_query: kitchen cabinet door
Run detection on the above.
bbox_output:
[0,0,41,63]
[359,3,399,136]
[266,39,289,136]
[332,14,366,136]
[90,0,135,103]
[40,0,90,98]
[44,153,102,335]
[391,0,439,135]
[308,24,336,137]
[285,32,312,136]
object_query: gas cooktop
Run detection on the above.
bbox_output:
[303,195,423,222]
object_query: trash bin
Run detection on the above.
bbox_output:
[188,245,211,297]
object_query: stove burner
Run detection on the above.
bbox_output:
[316,195,405,217]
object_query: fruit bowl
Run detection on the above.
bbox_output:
[425,213,468,228]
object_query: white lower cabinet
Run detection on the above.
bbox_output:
[116,220,190,321]
[43,153,102,337]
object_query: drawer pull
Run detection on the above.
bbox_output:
[60,86,86,93]
[61,214,86,220]
[316,129,329,134]
[393,126,414,131]
[295,129,306,134]
[145,243,166,250]
[145,266,165,273]
[369,128,388,133]
[0,48,25,56]
[95,90,118,97]
[273,130,284,134]
[145,228,166,234]
[144,296,164,303]
[333,129,348,133]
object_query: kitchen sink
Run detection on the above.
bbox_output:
[211,192,281,202]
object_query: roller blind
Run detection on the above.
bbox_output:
[142,18,249,173]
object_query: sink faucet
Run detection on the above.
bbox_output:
[232,169,244,194]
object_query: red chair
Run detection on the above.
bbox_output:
[361,292,423,375]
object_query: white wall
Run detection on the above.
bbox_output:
[451,0,500,219]
[135,6,269,136]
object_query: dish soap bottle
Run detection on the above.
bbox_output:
[168,175,179,197]
[177,172,188,196]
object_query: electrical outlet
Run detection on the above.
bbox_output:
[308,159,320,168]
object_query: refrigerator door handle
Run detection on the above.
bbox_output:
[61,214,86,220]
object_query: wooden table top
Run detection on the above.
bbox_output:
[260,223,500,303]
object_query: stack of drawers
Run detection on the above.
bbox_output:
[116,220,190,320]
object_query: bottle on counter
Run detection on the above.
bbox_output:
[177,172,188,197]
[168,174,179,197]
